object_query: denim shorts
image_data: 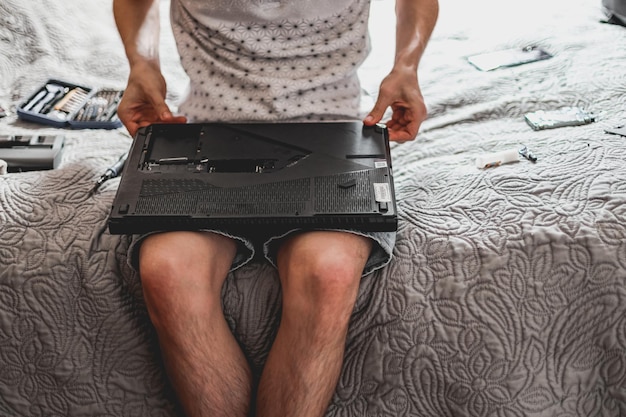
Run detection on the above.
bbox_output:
[127,228,396,277]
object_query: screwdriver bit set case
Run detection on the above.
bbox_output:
[17,79,123,129]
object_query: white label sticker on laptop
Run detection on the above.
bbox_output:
[373,183,392,202]
[375,161,388,168]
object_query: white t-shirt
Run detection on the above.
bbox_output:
[170,0,372,122]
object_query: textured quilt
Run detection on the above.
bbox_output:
[1,0,626,416]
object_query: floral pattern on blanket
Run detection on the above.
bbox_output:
[1,0,626,416]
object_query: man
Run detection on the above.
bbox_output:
[112,0,438,416]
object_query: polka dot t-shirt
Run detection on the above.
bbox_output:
[170,0,372,122]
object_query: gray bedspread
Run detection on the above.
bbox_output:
[1,0,626,415]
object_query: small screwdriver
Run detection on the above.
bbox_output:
[90,152,128,195]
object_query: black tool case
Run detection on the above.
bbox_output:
[17,79,123,129]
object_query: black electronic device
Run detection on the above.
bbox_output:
[107,121,397,235]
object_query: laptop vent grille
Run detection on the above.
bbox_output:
[136,178,310,215]
[314,171,373,213]
[140,179,209,196]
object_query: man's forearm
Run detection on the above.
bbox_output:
[113,0,161,67]
[394,0,439,72]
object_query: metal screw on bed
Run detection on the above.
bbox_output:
[518,145,537,162]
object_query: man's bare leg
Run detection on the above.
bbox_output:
[256,231,372,417]
[139,231,251,417]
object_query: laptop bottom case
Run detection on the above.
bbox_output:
[108,121,397,235]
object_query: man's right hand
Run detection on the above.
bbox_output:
[117,60,187,137]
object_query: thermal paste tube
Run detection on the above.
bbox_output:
[475,148,519,169]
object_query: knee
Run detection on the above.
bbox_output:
[278,236,370,324]
[285,254,360,329]
[304,252,361,297]
[138,242,191,299]
[138,241,198,319]
[137,232,235,322]
[139,232,191,279]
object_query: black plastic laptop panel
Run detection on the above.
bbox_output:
[107,121,397,235]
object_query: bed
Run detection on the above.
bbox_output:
[1,0,626,415]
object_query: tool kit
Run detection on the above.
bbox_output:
[17,79,123,129]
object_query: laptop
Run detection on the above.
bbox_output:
[107,121,397,235]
